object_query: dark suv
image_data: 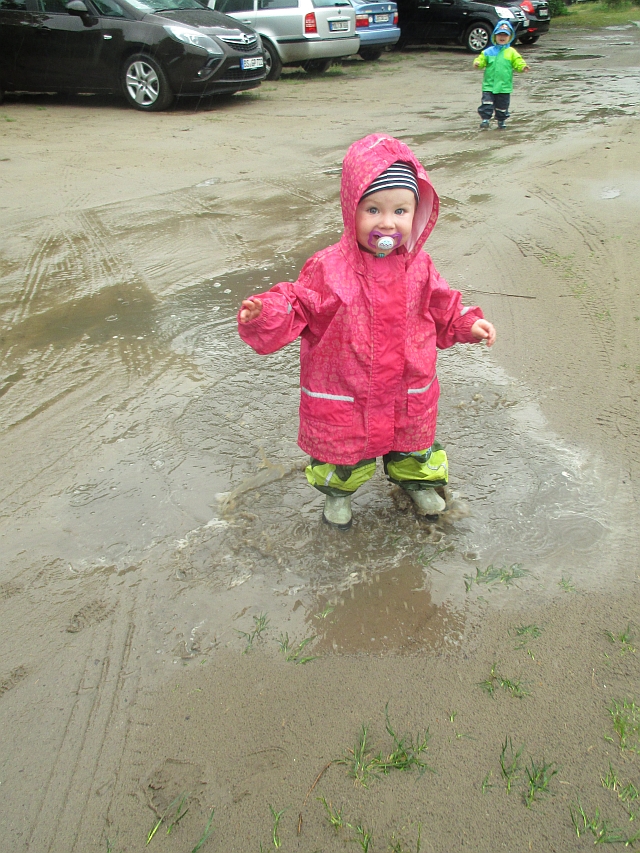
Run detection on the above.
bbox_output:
[396,0,529,52]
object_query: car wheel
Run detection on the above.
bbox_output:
[122,54,174,111]
[302,59,332,74]
[358,48,382,61]
[465,23,491,53]
[263,40,283,81]
[519,34,540,44]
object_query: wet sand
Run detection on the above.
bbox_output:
[1,27,640,852]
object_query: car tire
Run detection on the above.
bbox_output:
[519,34,540,44]
[302,59,332,74]
[464,22,491,53]
[263,40,283,81]
[358,48,382,61]
[122,53,174,111]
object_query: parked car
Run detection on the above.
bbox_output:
[349,0,400,60]
[211,0,359,80]
[395,0,529,52]
[514,0,549,43]
[0,0,267,110]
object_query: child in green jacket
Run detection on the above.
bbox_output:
[474,20,530,130]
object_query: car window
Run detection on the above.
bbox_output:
[126,0,204,11]
[92,0,127,14]
[217,0,253,11]
[312,0,350,7]
[258,0,297,7]
[36,0,71,12]
[0,0,28,9]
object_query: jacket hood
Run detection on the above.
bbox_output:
[488,19,516,49]
[339,134,439,267]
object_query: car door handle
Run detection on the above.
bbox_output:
[240,18,252,23]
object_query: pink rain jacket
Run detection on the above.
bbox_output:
[238,134,484,466]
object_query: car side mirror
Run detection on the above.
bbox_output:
[66,0,98,25]
[66,0,89,13]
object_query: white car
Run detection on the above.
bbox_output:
[211,0,359,80]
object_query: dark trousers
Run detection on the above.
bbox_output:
[478,91,511,122]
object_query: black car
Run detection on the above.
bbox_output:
[514,0,549,44]
[0,0,266,111]
[396,0,528,52]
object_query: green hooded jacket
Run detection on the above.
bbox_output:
[473,22,528,94]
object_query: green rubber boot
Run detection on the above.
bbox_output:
[408,488,446,516]
[322,495,352,530]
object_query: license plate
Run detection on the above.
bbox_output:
[241,56,264,69]
[539,9,548,15]
[329,20,349,31]
[374,13,389,22]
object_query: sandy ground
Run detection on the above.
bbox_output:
[1,25,640,853]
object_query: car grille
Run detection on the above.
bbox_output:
[219,66,265,81]
[218,35,259,52]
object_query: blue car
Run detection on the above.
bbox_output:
[349,0,400,60]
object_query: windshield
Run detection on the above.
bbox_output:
[126,0,206,11]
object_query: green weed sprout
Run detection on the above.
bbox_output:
[190,809,215,853]
[318,796,345,830]
[608,699,640,753]
[237,612,270,653]
[479,663,529,699]
[605,626,636,656]
[269,805,287,849]
[147,792,189,844]
[523,758,558,807]
[277,632,318,664]
[569,800,627,844]
[500,737,525,794]
[464,563,528,592]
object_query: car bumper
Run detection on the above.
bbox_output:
[357,26,401,48]
[524,18,550,35]
[167,52,266,95]
[276,35,360,64]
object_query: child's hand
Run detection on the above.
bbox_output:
[523,65,531,72]
[239,298,263,324]
[471,319,496,347]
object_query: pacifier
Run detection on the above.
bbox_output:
[367,229,402,256]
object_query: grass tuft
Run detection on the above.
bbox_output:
[464,563,528,592]
[277,632,318,664]
[609,699,640,753]
[523,758,558,808]
[190,809,215,853]
[479,663,529,699]
[269,805,287,849]
[500,737,525,794]
[570,800,627,844]
[236,612,270,653]
[605,625,636,656]
[335,705,433,787]
[318,796,344,830]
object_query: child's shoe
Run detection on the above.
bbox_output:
[497,120,506,130]
[408,488,446,516]
[322,494,352,530]
[480,119,490,130]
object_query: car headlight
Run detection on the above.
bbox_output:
[164,24,224,55]
[495,6,515,18]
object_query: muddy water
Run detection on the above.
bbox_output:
[1,27,640,853]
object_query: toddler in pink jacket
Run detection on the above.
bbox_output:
[238,134,495,530]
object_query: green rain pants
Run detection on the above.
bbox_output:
[305,443,448,497]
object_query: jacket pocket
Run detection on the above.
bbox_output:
[300,386,355,427]
[407,375,438,418]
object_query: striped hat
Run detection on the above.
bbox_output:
[361,161,420,202]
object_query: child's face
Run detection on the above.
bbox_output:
[355,188,416,256]
[495,32,510,44]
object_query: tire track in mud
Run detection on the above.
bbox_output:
[23,594,141,853]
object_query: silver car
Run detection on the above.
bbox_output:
[211,0,359,80]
